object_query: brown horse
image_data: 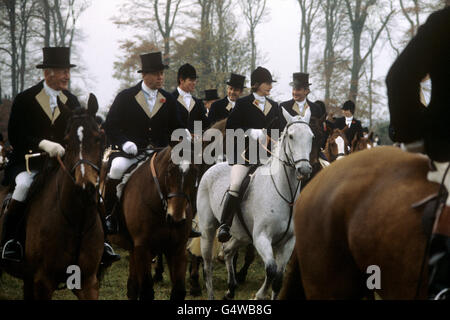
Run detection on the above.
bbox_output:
[0,95,105,299]
[351,131,374,153]
[279,146,439,299]
[110,143,198,300]
[322,127,349,163]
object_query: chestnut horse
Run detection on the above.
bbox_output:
[280,146,439,299]
[110,144,198,300]
[351,131,374,153]
[0,95,105,299]
[321,127,349,165]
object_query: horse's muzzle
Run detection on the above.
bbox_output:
[296,163,312,180]
[165,213,186,226]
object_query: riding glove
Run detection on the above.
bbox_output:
[248,129,265,141]
[122,141,138,155]
[38,139,65,157]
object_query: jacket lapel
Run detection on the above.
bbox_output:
[226,101,233,111]
[150,91,165,118]
[35,88,64,124]
[135,90,152,119]
[189,98,195,112]
[263,100,272,116]
[177,94,189,111]
[292,101,300,115]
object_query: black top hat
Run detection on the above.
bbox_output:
[226,73,246,89]
[342,100,355,114]
[203,89,220,101]
[178,63,198,80]
[36,47,76,69]
[251,66,276,86]
[290,72,311,88]
[137,52,168,73]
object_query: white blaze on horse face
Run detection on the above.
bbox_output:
[77,126,85,180]
[335,136,345,160]
[179,160,191,174]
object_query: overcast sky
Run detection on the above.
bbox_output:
[75,0,392,115]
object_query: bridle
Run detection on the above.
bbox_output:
[150,151,191,213]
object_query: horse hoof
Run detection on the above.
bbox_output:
[223,292,234,300]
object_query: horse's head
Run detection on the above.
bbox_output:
[164,139,198,224]
[325,127,349,161]
[281,108,314,180]
[63,94,105,195]
[351,131,374,153]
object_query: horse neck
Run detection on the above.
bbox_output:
[267,136,300,197]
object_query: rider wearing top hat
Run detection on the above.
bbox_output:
[217,66,284,243]
[386,4,450,299]
[0,47,119,264]
[280,72,325,123]
[103,52,185,235]
[208,73,246,125]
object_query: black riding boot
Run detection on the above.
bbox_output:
[217,192,240,243]
[1,200,26,262]
[104,177,121,235]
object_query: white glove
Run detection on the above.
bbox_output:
[122,141,138,155]
[248,129,265,141]
[39,139,65,157]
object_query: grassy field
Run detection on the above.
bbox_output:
[0,245,266,300]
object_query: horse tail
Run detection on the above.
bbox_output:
[278,250,306,300]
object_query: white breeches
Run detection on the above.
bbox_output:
[229,164,250,196]
[12,171,37,202]
[108,156,139,180]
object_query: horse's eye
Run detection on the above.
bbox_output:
[289,134,293,139]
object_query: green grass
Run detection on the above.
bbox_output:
[0,245,266,300]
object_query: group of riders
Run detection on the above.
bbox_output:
[0,4,449,300]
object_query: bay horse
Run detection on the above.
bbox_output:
[280,146,439,299]
[0,94,105,299]
[197,110,314,300]
[321,127,349,165]
[351,131,374,153]
[109,142,198,300]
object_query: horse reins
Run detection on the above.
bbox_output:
[149,151,190,214]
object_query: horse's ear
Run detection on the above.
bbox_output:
[87,93,99,118]
[282,107,294,124]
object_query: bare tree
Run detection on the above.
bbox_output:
[239,0,267,72]
[154,0,182,65]
[297,0,321,73]
[344,0,394,102]
[321,0,346,103]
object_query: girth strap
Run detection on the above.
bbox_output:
[150,152,167,211]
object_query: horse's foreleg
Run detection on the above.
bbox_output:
[127,248,139,300]
[222,238,241,300]
[33,273,56,300]
[271,237,295,300]
[200,226,218,300]
[236,243,256,283]
[73,275,99,300]
[188,251,202,297]
[154,253,164,283]
[253,235,277,300]
[133,244,154,301]
[166,250,187,301]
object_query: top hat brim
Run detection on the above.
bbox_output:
[226,81,246,89]
[137,64,169,73]
[289,81,311,87]
[36,63,77,69]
